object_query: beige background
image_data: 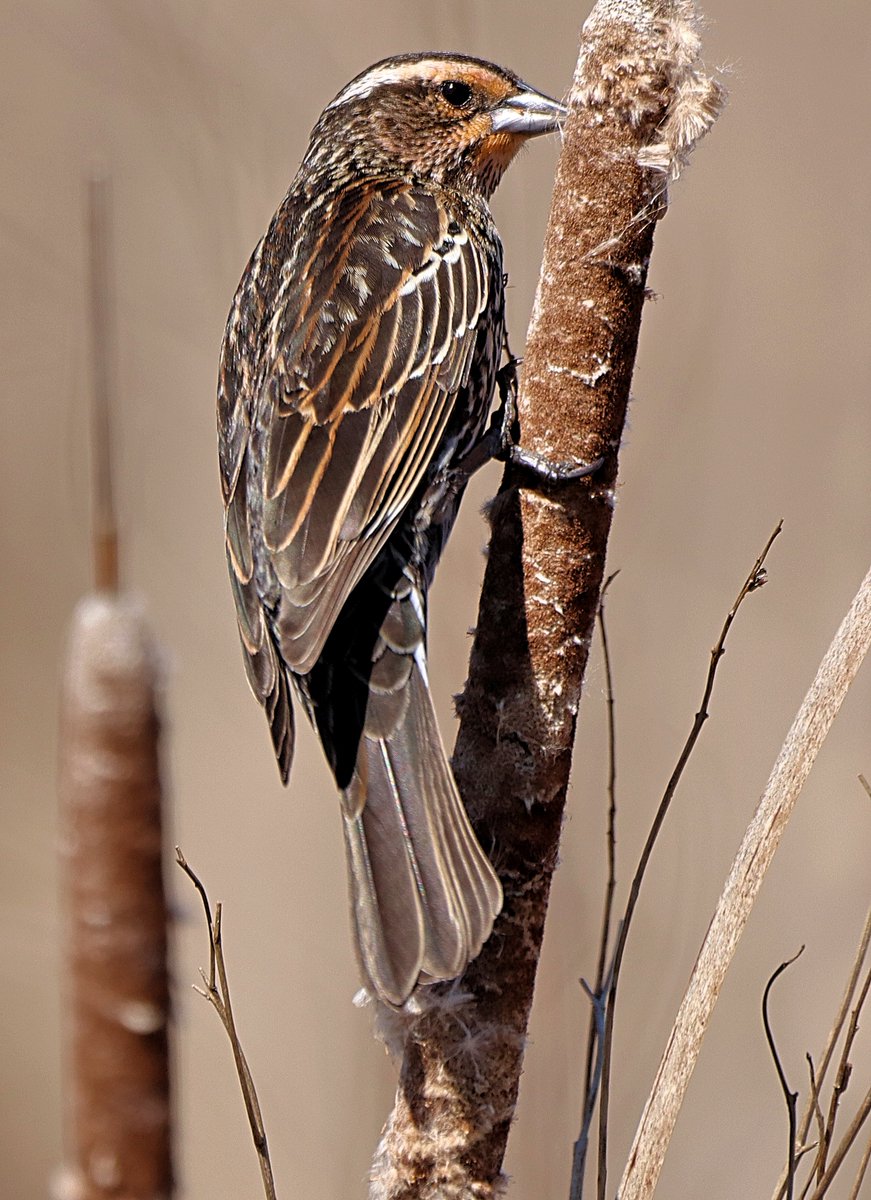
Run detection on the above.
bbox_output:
[2,2,869,1196]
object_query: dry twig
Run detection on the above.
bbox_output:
[176,850,277,1200]
[847,1132,871,1200]
[593,523,780,1198]
[807,1087,871,1200]
[619,562,871,1200]
[571,573,620,1200]
[571,526,780,1200]
[773,912,871,1200]
[763,949,806,1200]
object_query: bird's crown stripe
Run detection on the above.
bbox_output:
[325,59,511,110]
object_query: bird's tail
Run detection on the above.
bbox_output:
[338,582,502,1007]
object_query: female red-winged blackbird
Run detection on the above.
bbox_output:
[218,53,566,1005]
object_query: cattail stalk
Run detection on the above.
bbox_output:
[56,174,172,1200]
[369,3,723,1197]
[58,599,172,1200]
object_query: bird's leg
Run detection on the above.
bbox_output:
[455,343,604,488]
[419,345,604,530]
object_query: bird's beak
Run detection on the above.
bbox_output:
[490,89,568,138]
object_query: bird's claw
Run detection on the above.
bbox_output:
[502,444,604,483]
[490,353,604,485]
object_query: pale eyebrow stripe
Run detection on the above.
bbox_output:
[325,60,507,110]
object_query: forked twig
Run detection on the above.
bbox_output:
[798,1054,826,1199]
[621,561,871,1200]
[176,848,277,1200]
[806,1087,871,1200]
[572,952,617,1200]
[818,964,871,1181]
[594,522,782,1199]
[763,948,805,1200]
[772,905,871,1200]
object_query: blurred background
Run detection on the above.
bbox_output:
[2,1,869,1196]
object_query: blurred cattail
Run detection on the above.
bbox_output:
[55,176,172,1200]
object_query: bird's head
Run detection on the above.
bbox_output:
[304,53,567,198]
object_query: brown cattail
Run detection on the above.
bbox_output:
[58,595,172,1200]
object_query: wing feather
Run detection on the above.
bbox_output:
[219,180,495,681]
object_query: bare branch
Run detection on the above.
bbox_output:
[619,560,871,1200]
[176,850,277,1200]
[773,905,871,1200]
[847,1132,871,1200]
[763,949,805,1200]
[592,524,780,1197]
[572,953,618,1200]
[818,962,871,1180]
[591,573,620,1022]
[798,1055,826,1200]
[807,1087,871,1200]
[571,574,621,1200]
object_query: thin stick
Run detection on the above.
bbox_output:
[806,1087,871,1200]
[590,574,621,1038]
[572,952,618,1200]
[572,574,620,1200]
[176,849,277,1200]
[763,949,805,1200]
[594,523,780,1198]
[87,173,119,593]
[773,906,871,1200]
[798,1056,826,1200]
[619,561,871,1200]
[819,963,871,1178]
[847,1130,871,1200]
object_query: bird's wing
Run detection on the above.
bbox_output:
[219,179,493,691]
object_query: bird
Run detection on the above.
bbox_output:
[218,52,567,1006]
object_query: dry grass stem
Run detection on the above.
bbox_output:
[619,562,871,1200]
[368,2,722,1197]
[817,966,871,1182]
[176,851,277,1200]
[773,913,871,1200]
[592,523,780,1198]
[763,949,806,1200]
[569,527,781,1199]
[806,1087,871,1200]
[847,1133,871,1200]
[571,574,620,1200]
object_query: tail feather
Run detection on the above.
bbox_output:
[343,660,502,1006]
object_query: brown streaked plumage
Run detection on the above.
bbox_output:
[218,52,566,1005]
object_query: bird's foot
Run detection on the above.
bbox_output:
[478,351,604,484]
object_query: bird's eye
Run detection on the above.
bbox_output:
[439,80,473,108]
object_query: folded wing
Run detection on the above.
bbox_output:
[218,180,491,775]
